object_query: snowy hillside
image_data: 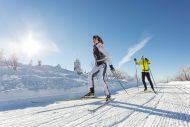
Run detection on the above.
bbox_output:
[0,63,134,104]
[0,64,86,91]
[0,81,190,127]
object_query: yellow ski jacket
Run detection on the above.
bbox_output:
[135,59,151,72]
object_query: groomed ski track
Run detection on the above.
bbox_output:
[0,82,190,127]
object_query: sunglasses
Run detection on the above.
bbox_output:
[93,35,99,39]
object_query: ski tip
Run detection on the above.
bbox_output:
[153,90,158,94]
[88,109,95,113]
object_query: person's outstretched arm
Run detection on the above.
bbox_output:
[134,58,142,65]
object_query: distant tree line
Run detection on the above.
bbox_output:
[175,66,190,81]
[0,50,18,71]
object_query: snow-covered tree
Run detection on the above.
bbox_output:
[56,64,61,68]
[38,60,42,66]
[175,66,190,81]
[108,69,132,81]
[56,64,62,71]
[74,58,83,75]
[29,59,33,66]
[0,50,3,61]
[9,53,18,71]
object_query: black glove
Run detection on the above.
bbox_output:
[134,58,137,61]
[109,65,115,71]
[145,58,149,61]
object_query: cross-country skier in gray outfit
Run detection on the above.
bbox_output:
[84,35,115,101]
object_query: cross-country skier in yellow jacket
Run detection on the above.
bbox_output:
[134,56,156,93]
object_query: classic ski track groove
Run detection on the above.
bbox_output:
[1,83,190,127]
[114,90,161,127]
[38,91,142,127]
[0,100,104,126]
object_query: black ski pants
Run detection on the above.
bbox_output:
[142,72,154,90]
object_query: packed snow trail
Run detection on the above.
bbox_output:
[0,82,190,127]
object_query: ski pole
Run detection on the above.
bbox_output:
[112,71,129,95]
[135,64,139,91]
[149,68,158,91]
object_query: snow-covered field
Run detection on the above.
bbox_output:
[0,81,190,127]
[0,63,134,104]
[0,64,190,127]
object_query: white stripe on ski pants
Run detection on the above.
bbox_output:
[88,63,110,96]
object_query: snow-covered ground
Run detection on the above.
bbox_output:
[0,63,190,127]
[0,81,190,127]
[0,63,134,104]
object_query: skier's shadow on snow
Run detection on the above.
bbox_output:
[110,101,190,122]
[34,100,105,114]
[0,99,106,112]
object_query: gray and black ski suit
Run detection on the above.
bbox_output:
[88,43,112,96]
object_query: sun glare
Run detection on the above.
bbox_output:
[21,32,41,58]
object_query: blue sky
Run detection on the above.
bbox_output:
[0,0,190,80]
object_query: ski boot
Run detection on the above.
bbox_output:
[144,88,147,91]
[83,87,94,98]
[106,95,111,101]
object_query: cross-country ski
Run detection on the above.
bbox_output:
[88,98,115,113]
